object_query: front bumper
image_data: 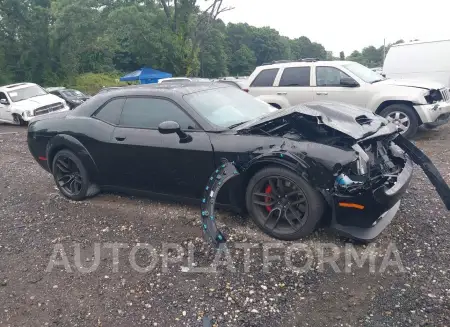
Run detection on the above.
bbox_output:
[22,105,70,122]
[414,101,450,125]
[330,155,413,242]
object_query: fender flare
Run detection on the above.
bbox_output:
[242,150,311,183]
[200,149,320,247]
[46,134,99,178]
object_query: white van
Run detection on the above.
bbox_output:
[383,39,450,88]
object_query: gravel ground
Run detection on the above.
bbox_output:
[0,123,449,327]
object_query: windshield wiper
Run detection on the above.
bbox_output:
[228,121,249,129]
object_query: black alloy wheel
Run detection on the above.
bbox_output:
[52,149,99,201]
[54,155,83,196]
[246,167,325,240]
[252,176,309,233]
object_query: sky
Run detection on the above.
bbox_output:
[218,0,450,56]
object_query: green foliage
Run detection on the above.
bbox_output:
[71,72,124,95]
[0,0,407,86]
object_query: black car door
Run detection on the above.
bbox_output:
[110,96,215,199]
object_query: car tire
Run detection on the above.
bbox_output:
[52,149,99,201]
[13,114,26,126]
[245,166,325,241]
[379,104,419,138]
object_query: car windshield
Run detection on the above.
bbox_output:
[184,87,276,128]
[8,85,47,102]
[61,89,85,97]
[343,62,386,83]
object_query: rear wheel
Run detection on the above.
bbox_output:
[379,104,419,138]
[245,167,325,240]
[52,149,99,201]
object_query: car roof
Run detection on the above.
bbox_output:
[257,60,353,69]
[0,82,37,91]
[103,82,227,97]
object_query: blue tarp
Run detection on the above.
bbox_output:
[119,67,172,84]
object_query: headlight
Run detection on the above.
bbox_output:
[22,110,33,117]
[425,89,443,104]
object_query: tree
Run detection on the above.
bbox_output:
[158,0,234,75]
[1,0,410,85]
[229,45,256,75]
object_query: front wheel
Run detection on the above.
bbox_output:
[245,166,325,241]
[13,114,27,126]
[379,104,419,138]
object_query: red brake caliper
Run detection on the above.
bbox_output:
[265,184,273,212]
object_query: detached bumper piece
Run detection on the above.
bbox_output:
[200,160,241,246]
[395,134,450,210]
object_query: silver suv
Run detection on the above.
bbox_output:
[247,59,450,138]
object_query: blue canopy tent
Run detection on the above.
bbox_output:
[119,67,172,84]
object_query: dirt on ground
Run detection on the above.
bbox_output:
[0,123,449,327]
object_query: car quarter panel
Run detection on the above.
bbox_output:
[29,116,116,184]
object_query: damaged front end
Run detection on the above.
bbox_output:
[201,102,450,244]
[330,133,414,241]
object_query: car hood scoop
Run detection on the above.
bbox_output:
[237,101,390,140]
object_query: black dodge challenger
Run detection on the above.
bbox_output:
[27,83,450,241]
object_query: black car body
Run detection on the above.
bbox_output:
[27,83,450,242]
[49,89,90,109]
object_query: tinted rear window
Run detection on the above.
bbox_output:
[279,67,311,87]
[250,69,279,87]
[94,98,125,125]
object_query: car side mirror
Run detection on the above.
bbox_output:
[340,77,359,87]
[158,121,192,143]
[0,99,9,105]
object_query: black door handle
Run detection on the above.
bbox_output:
[115,136,126,142]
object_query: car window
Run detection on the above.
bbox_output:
[250,69,279,87]
[62,89,85,97]
[94,98,126,125]
[0,92,8,102]
[119,97,197,130]
[279,67,311,87]
[184,87,276,128]
[7,85,47,102]
[316,67,353,87]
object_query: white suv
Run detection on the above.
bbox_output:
[248,60,450,138]
[0,83,69,125]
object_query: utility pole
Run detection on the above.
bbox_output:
[383,38,386,65]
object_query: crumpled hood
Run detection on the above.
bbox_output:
[12,94,64,110]
[377,78,445,90]
[237,101,391,140]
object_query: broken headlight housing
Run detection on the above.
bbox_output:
[352,143,370,175]
[425,89,443,104]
